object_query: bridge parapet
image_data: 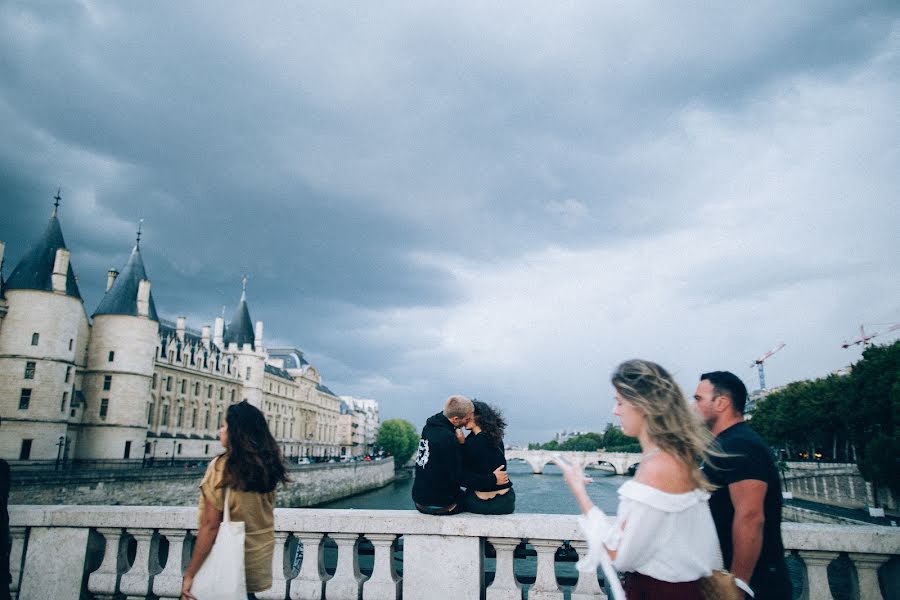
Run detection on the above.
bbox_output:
[9,505,899,599]
[506,449,642,475]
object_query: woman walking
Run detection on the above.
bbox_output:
[555,359,722,599]
[182,401,288,600]
[459,401,515,514]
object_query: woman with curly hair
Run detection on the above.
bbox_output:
[459,400,515,514]
[182,401,288,600]
[555,359,723,600]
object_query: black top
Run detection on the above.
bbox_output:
[411,413,496,507]
[461,431,512,492]
[704,422,790,594]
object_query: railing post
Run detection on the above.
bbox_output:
[327,533,362,600]
[88,527,124,597]
[485,537,522,600]
[152,528,188,599]
[797,550,839,600]
[570,541,606,600]
[361,533,399,600]
[119,528,154,599]
[528,539,564,600]
[8,526,27,598]
[289,532,325,600]
[402,534,482,600]
[18,527,90,600]
[848,552,890,600]
[257,530,291,600]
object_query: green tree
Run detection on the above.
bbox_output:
[377,419,420,468]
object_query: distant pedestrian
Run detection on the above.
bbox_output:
[181,401,288,600]
[694,371,792,599]
[459,401,515,514]
[556,359,724,599]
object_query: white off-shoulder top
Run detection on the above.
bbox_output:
[577,480,723,583]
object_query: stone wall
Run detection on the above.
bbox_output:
[9,458,395,508]
[783,463,898,512]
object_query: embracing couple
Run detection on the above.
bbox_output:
[411,395,515,515]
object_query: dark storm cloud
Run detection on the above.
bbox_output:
[2,1,898,443]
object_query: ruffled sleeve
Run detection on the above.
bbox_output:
[575,506,611,572]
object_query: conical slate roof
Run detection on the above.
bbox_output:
[223,288,255,350]
[5,210,82,299]
[93,245,159,321]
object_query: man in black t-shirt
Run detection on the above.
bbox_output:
[694,371,791,600]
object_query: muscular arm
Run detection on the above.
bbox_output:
[728,479,767,583]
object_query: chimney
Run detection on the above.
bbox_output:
[201,325,211,348]
[106,268,119,291]
[176,316,186,341]
[254,320,264,349]
[213,316,224,348]
[137,279,151,317]
[52,248,70,293]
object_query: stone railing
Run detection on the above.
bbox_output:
[9,505,899,599]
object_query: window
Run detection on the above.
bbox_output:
[99,398,109,420]
[108,351,115,362]
[103,375,112,391]
[176,405,184,427]
[194,382,200,396]
[177,443,183,455]
[19,439,32,460]
[166,376,172,392]
[19,389,31,410]
[204,444,209,455]
[180,379,186,394]
[66,367,72,383]
[68,338,73,351]
[230,389,235,402]
[61,392,68,412]
[124,441,132,459]
[161,405,169,426]
[152,373,158,389]
[148,402,155,425]
[216,411,223,428]
[31,333,39,346]
[207,384,213,399]
[191,407,198,428]
[24,361,36,379]
[218,387,223,400]
[246,367,252,380]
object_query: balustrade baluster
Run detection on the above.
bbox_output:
[527,539,565,600]
[569,541,606,600]
[256,530,291,600]
[289,532,325,600]
[485,538,521,600]
[8,526,26,599]
[152,528,188,599]
[118,528,154,599]
[327,533,362,600]
[848,552,890,600]
[797,550,839,600]
[87,527,124,597]
[360,533,399,600]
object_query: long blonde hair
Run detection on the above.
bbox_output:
[612,359,715,491]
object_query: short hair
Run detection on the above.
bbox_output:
[443,395,474,419]
[700,371,748,415]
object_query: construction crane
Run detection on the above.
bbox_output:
[750,342,785,391]
[841,323,900,349]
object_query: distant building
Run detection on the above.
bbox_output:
[0,202,379,462]
[554,429,590,444]
[340,396,380,456]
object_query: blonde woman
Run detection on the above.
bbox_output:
[555,359,723,599]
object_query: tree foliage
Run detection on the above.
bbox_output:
[376,419,420,467]
[529,424,639,453]
[750,340,900,494]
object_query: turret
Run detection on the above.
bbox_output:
[223,277,265,408]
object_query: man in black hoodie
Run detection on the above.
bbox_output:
[412,395,509,514]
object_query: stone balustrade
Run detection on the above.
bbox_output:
[9,505,900,599]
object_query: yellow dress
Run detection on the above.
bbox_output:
[198,456,276,593]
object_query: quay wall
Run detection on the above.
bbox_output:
[783,463,898,512]
[9,458,395,507]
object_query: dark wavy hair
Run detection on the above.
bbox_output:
[220,401,288,493]
[473,401,507,449]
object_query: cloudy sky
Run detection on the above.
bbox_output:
[2,2,898,444]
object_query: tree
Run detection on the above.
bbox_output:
[376,419,420,468]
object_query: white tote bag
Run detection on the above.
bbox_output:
[191,487,247,600]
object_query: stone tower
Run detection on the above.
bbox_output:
[0,199,90,461]
[78,232,159,460]
[222,278,265,408]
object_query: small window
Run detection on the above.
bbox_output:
[19,389,31,410]
[218,387,223,400]
[246,367,252,380]
[24,361,36,379]
[19,439,33,460]
[147,402,155,425]
[70,408,77,417]
[216,411,223,428]
[176,405,184,427]
[99,398,109,420]
[124,441,132,459]
[177,443,183,455]
[103,375,112,391]
[180,379,186,394]
[161,404,169,425]
[204,444,209,454]
[204,409,210,429]
[31,333,39,346]
[108,351,115,362]
[191,407,198,428]
[207,384,213,399]
[230,389,235,402]
[68,338,73,351]
[194,382,200,396]
[65,367,72,383]
[61,392,68,412]
[152,373,158,389]
[166,377,173,392]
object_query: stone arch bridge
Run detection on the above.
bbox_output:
[506,449,642,475]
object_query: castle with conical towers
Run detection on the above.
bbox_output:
[0,198,375,462]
